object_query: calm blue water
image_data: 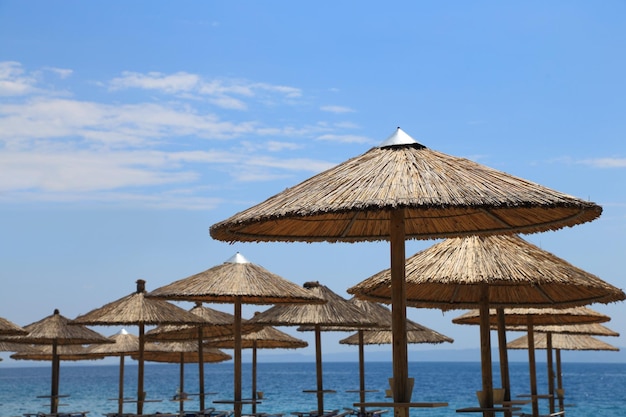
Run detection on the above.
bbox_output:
[1,361,624,417]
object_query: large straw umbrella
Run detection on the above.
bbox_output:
[135,341,231,416]
[148,252,324,417]
[73,280,206,415]
[86,329,140,415]
[209,127,602,417]
[247,281,379,417]
[452,306,614,416]
[207,322,308,414]
[147,302,261,411]
[348,234,624,416]
[1,309,112,413]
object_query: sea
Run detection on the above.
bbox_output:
[1,361,624,417]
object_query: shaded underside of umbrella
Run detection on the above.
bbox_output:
[146,303,260,341]
[340,328,453,345]
[507,333,619,351]
[348,234,625,309]
[452,306,612,327]
[10,344,105,361]
[505,322,619,336]
[250,281,378,328]
[0,317,28,336]
[136,341,231,363]
[210,130,601,243]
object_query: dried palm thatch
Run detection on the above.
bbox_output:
[210,128,601,243]
[0,317,27,336]
[0,341,40,353]
[507,333,618,351]
[149,253,324,305]
[349,235,625,310]
[73,280,204,416]
[209,127,603,411]
[10,344,105,361]
[452,306,611,327]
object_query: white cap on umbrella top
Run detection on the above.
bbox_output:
[379,127,423,148]
[225,252,250,264]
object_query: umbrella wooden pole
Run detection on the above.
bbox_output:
[51,340,59,414]
[526,316,539,417]
[179,353,185,416]
[358,330,366,415]
[197,327,206,411]
[556,349,564,412]
[234,298,243,417]
[315,325,324,417]
[390,209,409,417]
[478,288,494,417]
[496,308,512,417]
[546,333,555,414]
[252,342,258,414]
[118,355,125,414]
[138,323,145,415]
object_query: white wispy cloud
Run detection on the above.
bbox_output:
[579,157,626,168]
[316,133,375,144]
[0,61,38,96]
[320,105,355,114]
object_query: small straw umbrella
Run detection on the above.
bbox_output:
[149,252,324,417]
[1,309,112,413]
[73,280,206,415]
[452,306,613,417]
[0,317,28,336]
[147,302,261,412]
[210,127,603,417]
[508,332,619,412]
[135,341,231,416]
[248,281,379,417]
[86,329,140,415]
[207,321,308,414]
[349,234,625,416]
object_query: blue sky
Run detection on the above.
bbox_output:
[1,1,625,362]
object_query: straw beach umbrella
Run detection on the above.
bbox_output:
[452,306,614,416]
[147,302,261,411]
[349,234,624,415]
[73,280,205,415]
[208,322,308,413]
[0,317,28,336]
[136,341,231,416]
[149,252,324,417]
[2,309,112,413]
[86,329,140,415]
[248,281,379,417]
[210,127,602,415]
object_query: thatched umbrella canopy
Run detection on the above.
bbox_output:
[2,309,112,413]
[349,234,624,415]
[452,306,614,416]
[73,280,205,415]
[208,322,307,413]
[149,252,324,417]
[10,344,105,361]
[146,302,261,411]
[135,341,231,417]
[247,281,379,416]
[210,127,602,414]
[0,317,28,336]
[85,329,140,414]
[505,322,619,336]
